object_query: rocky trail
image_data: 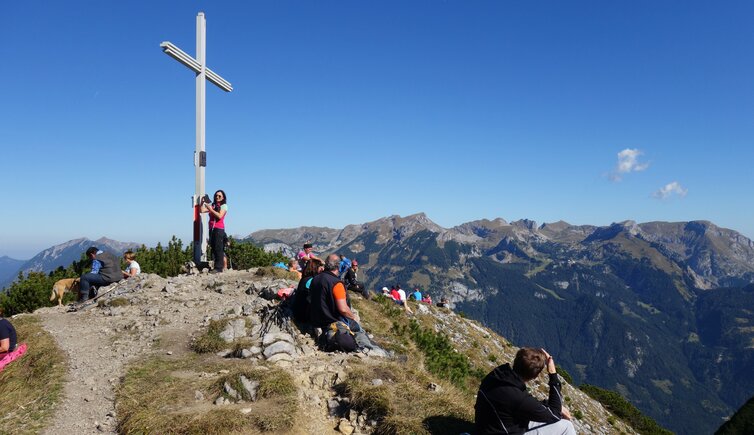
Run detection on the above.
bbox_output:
[35,269,373,435]
[30,267,636,435]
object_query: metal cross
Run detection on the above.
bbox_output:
[161,12,232,265]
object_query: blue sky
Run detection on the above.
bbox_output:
[2,1,753,259]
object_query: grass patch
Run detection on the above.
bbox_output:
[254,267,299,281]
[0,315,67,434]
[341,361,474,435]
[191,319,230,354]
[117,355,298,434]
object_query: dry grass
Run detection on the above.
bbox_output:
[254,267,299,281]
[346,296,476,433]
[0,315,67,434]
[116,355,298,434]
[341,361,474,434]
[191,319,230,354]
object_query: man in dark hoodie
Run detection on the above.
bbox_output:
[475,347,575,435]
[79,247,122,302]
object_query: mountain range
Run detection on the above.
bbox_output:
[246,213,754,434]
[0,237,140,290]
[7,215,754,433]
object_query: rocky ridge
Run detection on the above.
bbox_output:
[31,268,632,434]
[248,214,754,289]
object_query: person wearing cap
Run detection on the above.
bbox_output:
[380,287,391,297]
[297,243,321,271]
[343,260,370,300]
[79,247,122,302]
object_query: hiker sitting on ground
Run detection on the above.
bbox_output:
[79,247,122,302]
[297,243,321,271]
[344,260,370,300]
[380,287,391,297]
[437,297,450,308]
[292,258,323,324]
[475,347,575,435]
[122,250,141,278]
[0,312,17,359]
[288,258,302,279]
[390,286,402,304]
[397,284,413,313]
[338,254,352,279]
[309,254,383,352]
[422,294,432,304]
[411,288,422,301]
[0,309,27,372]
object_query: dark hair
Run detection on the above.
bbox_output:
[512,348,547,381]
[86,247,99,257]
[302,258,323,279]
[213,190,227,206]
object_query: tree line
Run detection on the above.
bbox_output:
[0,236,286,316]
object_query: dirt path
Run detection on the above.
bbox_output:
[35,271,344,435]
[40,304,140,434]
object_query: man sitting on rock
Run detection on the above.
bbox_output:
[343,260,370,300]
[309,254,382,353]
[79,247,122,302]
[475,347,575,435]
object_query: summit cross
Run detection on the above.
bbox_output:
[160,12,233,265]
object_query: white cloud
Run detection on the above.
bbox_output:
[653,181,688,199]
[610,148,649,181]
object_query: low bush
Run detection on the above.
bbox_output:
[580,384,672,435]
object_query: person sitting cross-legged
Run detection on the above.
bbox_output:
[475,347,576,435]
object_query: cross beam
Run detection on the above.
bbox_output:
[161,12,233,265]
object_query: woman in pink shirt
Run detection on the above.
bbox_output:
[202,189,228,273]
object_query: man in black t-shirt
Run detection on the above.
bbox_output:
[0,317,17,356]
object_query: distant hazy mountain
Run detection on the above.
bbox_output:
[246,213,754,434]
[1,237,141,289]
[0,256,26,289]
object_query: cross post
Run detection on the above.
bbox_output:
[161,12,233,266]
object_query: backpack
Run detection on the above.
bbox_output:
[321,321,357,352]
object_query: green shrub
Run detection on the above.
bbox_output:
[716,395,754,434]
[407,320,476,389]
[556,365,574,384]
[580,384,672,435]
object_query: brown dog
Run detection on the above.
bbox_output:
[50,278,80,306]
